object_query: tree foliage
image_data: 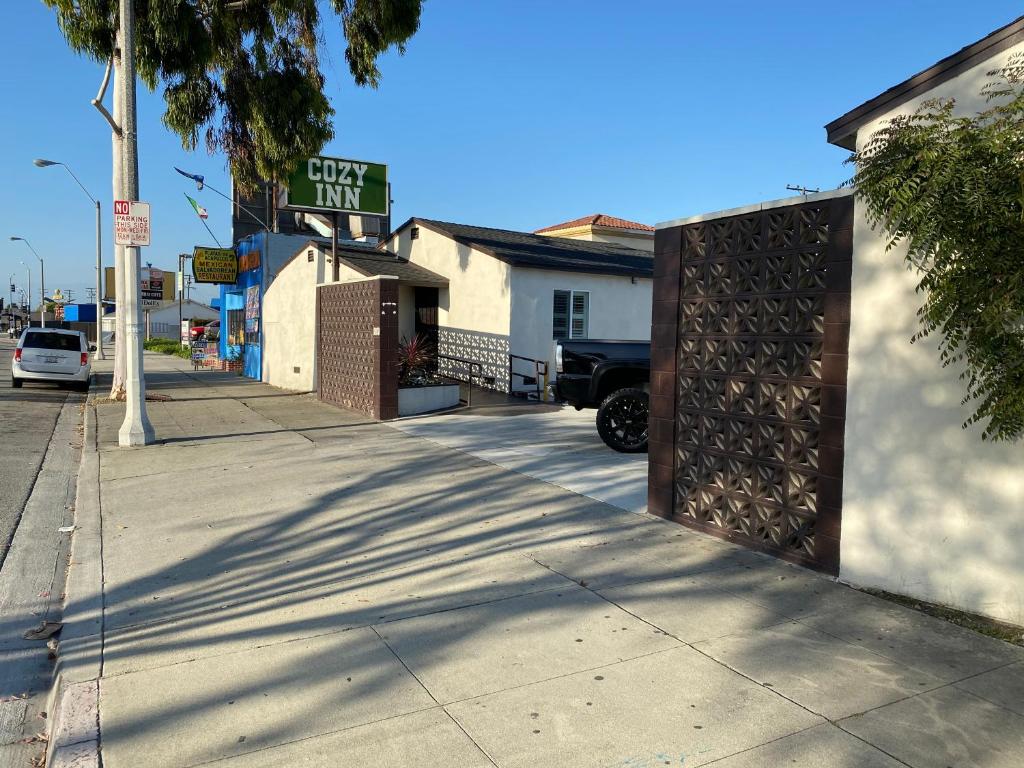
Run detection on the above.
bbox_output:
[44,0,422,190]
[850,60,1024,441]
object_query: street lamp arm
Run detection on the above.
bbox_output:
[60,164,97,204]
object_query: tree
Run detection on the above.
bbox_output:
[851,59,1024,442]
[44,0,424,399]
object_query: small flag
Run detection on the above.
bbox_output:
[174,167,205,190]
[185,194,208,220]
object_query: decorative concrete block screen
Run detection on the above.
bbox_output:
[649,195,853,574]
[317,278,399,420]
[437,327,511,393]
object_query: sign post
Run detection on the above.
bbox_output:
[113,196,154,447]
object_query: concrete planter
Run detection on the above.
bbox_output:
[398,383,460,416]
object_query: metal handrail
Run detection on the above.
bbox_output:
[508,354,549,400]
[436,353,486,405]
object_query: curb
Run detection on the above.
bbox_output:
[46,381,103,767]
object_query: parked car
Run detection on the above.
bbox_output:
[11,328,93,391]
[555,339,650,453]
[189,324,207,341]
[202,319,221,341]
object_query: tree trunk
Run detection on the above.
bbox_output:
[110,43,127,400]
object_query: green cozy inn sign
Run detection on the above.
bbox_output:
[284,155,388,216]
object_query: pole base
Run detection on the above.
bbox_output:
[118,417,155,447]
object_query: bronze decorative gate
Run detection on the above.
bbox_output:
[648,194,853,573]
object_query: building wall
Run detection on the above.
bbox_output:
[317,277,399,420]
[391,225,511,336]
[390,225,512,389]
[262,243,368,391]
[510,267,652,377]
[841,43,1024,624]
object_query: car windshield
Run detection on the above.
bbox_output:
[22,332,81,351]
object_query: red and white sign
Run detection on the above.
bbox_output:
[113,200,151,246]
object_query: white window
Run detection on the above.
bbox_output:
[553,289,589,340]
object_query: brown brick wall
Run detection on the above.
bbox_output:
[317,278,399,420]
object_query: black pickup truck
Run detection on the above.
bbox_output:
[554,339,651,453]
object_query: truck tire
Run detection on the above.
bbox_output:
[596,388,649,453]
[11,377,22,388]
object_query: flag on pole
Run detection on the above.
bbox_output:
[185,194,208,220]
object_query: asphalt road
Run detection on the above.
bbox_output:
[0,336,69,564]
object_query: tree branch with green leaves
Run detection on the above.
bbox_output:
[44,0,423,191]
[850,59,1024,441]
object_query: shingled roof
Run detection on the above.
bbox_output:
[335,247,448,285]
[287,239,448,285]
[401,219,653,278]
[534,214,654,234]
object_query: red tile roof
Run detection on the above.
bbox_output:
[534,214,654,234]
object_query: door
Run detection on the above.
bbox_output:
[414,286,439,346]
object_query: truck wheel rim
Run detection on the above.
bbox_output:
[607,396,648,447]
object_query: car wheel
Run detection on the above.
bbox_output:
[11,377,23,388]
[596,388,649,453]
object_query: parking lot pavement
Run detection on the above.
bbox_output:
[390,404,649,514]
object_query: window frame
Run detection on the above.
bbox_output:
[552,288,590,340]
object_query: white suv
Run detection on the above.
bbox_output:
[11,328,93,391]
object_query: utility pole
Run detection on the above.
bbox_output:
[786,184,821,196]
[117,0,154,447]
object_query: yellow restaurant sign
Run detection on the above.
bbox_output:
[192,246,238,284]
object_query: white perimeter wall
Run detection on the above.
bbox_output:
[841,43,1024,625]
[510,267,652,375]
[390,225,511,337]
[262,246,364,392]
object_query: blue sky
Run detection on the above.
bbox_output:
[1,1,1021,305]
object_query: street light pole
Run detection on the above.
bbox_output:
[19,262,30,329]
[117,0,154,447]
[10,238,45,327]
[34,159,106,359]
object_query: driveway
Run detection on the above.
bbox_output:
[391,403,648,514]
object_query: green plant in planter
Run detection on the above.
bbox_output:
[397,333,438,386]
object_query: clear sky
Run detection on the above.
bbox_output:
[1,1,1021,306]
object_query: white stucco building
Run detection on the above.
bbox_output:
[383,218,654,391]
[261,240,447,391]
[823,17,1024,625]
[103,299,218,340]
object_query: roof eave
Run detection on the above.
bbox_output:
[825,14,1024,148]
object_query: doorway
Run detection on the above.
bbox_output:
[414,287,439,364]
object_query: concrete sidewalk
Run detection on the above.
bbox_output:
[61,352,1023,768]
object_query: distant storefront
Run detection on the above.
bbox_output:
[217,231,323,380]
